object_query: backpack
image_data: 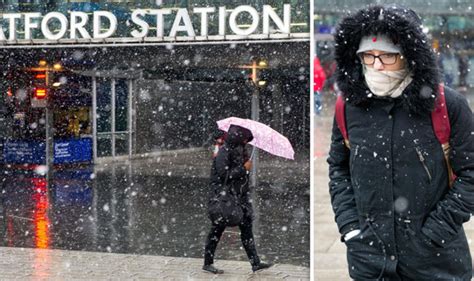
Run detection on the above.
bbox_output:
[335,84,456,187]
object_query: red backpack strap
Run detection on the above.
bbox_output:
[431,84,450,144]
[335,95,350,148]
[431,83,456,187]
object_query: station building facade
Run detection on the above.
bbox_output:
[0,0,310,164]
[0,1,311,265]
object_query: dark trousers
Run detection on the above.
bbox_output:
[204,215,260,266]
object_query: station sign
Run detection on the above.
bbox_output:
[0,4,308,45]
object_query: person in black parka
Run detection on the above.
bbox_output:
[328,4,474,280]
[203,125,272,274]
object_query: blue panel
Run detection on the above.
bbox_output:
[318,25,333,34]
[54,138,93,164]
[3,141,46,164]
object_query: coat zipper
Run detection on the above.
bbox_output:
[415,147,432,182]
[350,145,359,173]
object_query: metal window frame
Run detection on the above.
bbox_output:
[92,76,97,162]
[128,79,133,159]
[92,74,135,162]
[111,78,116,158]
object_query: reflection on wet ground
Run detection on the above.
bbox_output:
[0,158,309,267]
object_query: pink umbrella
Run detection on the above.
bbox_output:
[217,117,295,160]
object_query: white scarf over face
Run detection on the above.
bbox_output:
[364,66,413,98]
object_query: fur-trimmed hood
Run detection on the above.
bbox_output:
[334,4,440,114]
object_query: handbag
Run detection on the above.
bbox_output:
[207,172,244,227]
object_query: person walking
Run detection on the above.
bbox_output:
[203,125,272,274]
[328,4,474,280]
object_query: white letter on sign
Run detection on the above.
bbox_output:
[24,13,41,40]
[169,8,195,37]
[131,9,149,38]
[229,6,259,36]
[93,11,117,39]
[149,9,171,37]
[193,7,215,36]
[0,20,6,40]
[42,12,68,40]
[218,6,226,36]
[263,4,290,34]
[70,12,91,39]
[3,14,21,40]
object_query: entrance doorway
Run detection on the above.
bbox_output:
[88,70,138,161]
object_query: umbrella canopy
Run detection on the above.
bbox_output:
[217,117,294,160]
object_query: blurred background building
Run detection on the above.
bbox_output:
[314,0,473,98]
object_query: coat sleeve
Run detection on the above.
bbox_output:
[215,147,247,181]
[327,117,360,237]
[421,90,474,246]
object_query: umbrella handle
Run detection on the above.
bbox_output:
[250,147,256,160]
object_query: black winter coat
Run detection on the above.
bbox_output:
[209,125,254,219]
[328,4,474,280]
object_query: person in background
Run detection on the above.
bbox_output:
[313,57,327,115]
[457,54,469,94]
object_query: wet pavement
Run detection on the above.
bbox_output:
[314,88,474,280]
[0,149,310,273]
[0,246,309,280]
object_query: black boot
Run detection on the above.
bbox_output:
[202,264,224,274]
[252,262,273,272]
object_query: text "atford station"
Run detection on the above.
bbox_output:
[0,5,292,42]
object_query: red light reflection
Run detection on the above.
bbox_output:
[31,178,52,279]
[31,178,50,249]
[6,216,14,247]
